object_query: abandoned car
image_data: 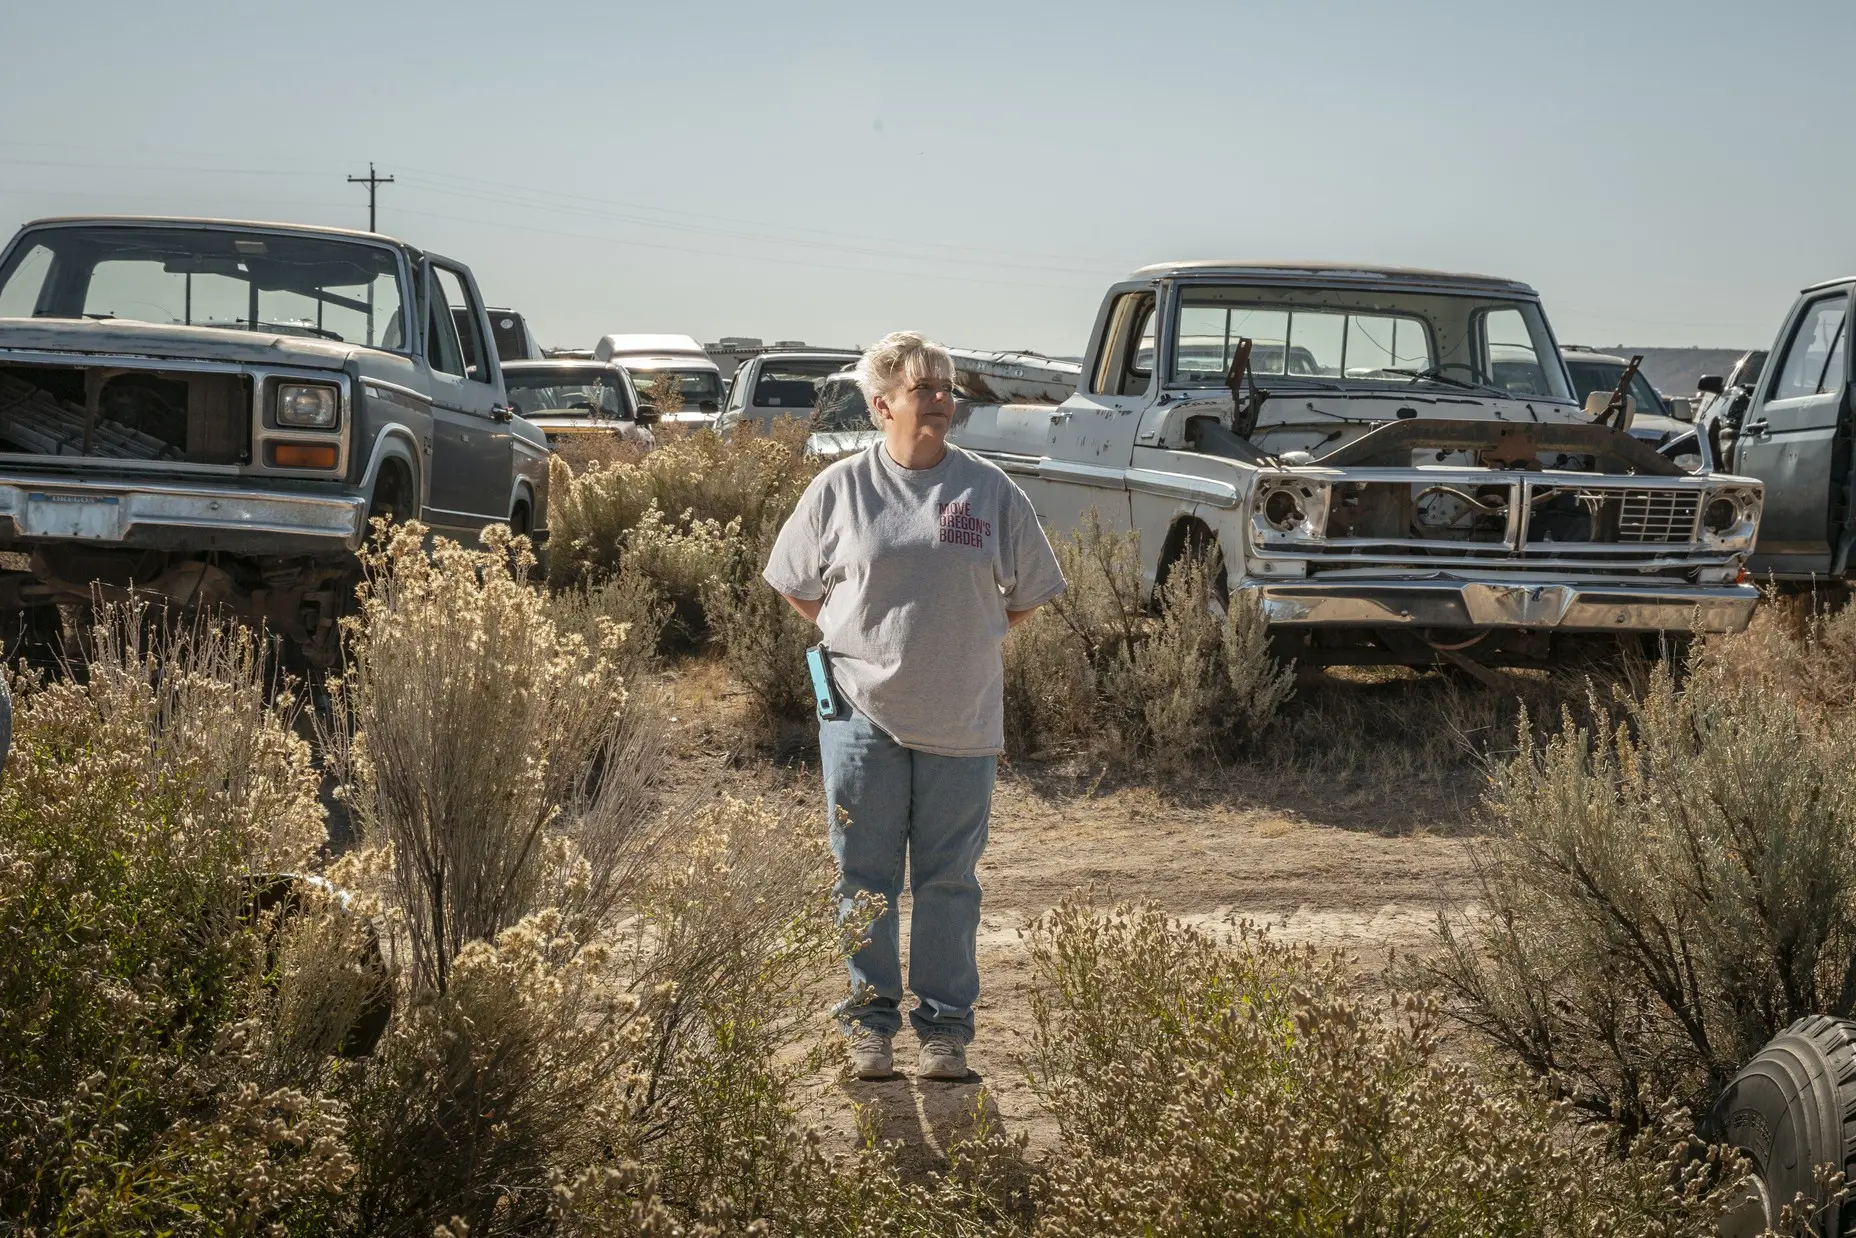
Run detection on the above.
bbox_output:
[503,358,655,446]
[0,215,551,660]
[949,262,1764,667]
[717,348,859,433]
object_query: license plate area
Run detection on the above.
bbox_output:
[26,492,124,540]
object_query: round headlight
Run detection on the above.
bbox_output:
[1703,496,1738,533]
[277,383,338,428]
[1263,489,1305,530]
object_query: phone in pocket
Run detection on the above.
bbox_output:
[805,644,846,721]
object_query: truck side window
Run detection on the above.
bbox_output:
[425,281,467,378]
[1478,307,1550,396]
[433,265,490,383]
[1772,295,1848,400]
[1091,292,1156,396]
[0,244,52,318]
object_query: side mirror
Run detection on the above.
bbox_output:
[1696,374,1725,396]
[1667,396,1695,423]
[634,403,659,425]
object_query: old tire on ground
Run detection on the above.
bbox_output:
[1709,1015,1856,1236]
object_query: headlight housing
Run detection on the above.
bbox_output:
[1249,477,1329,547]
[277,383,339,429]
[1698,484,1759,551]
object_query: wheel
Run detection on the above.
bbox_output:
[366,462,412,545]
[1709,1015,1856,1236]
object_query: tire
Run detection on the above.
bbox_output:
[1709,1015,1856,1236]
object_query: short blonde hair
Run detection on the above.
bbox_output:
[856,330,955,427]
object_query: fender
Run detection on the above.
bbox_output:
[358,426,424,512]
[508,435,551,533]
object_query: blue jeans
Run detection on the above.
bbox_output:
[820,705,995,1045]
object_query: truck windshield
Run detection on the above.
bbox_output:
[0,225,407,349]
[1168,284,1573,401]
[1565,358,1668,417]
[505,369,632,418]
[753,357,853,408]
[630,368,723,411]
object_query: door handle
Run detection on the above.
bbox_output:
[1746,418,1770,437]
[490,403,515,423]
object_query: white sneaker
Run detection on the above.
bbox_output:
[917,1037,969,1080]
[848,1026,894,1079]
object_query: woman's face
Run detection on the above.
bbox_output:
[874,372,956,444]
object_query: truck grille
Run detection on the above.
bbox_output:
[1616,489,1700,543]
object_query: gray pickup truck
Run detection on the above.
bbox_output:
[0,216,551,661]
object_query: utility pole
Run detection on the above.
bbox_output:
[346,162,395,232]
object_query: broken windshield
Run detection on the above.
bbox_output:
[0,225,408,349]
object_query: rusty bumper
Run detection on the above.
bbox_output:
[1238,577,1759,634]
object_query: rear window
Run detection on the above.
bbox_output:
[753,358,852,408]
[812,381,869,430]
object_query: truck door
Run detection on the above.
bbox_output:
[1736,288,1851,576]
[422,260,514,538]
[1036,287,1153,535]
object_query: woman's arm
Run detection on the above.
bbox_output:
[781,593,824,624]
[1006,605,1043,630]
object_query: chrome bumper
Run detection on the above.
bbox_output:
[0,475,368,557]
[1238,577,1759,634]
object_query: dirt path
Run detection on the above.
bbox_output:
[662,660,1488,1171]
[795,764,1477,1170]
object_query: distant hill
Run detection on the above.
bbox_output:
[1567,346,1751,396]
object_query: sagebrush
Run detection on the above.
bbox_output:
[1430,605,1856,1144]
[1027,898,1743,1236]
[1004,513,1292,771]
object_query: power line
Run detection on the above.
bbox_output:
[346,162,394,232]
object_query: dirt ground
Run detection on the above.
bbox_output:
[662,659,1491,1173]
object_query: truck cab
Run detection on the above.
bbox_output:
[950,262,1764,668]
[0,216,551,660]
[1700,279,1852,580]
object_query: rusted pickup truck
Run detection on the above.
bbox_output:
[951,262,1763,667]
[0,216,550,660]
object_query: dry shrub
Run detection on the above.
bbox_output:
[0,610,354,1232]
[1027,898,1743,1236]
[326,522,666,993]
[549,429,652,476]
[547,421,818,595]
[1004,514,1291,771]
[700,526,817,736]
[546,560,673,682]
[1428,632,1856,1143]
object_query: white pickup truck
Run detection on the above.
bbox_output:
[950,262,1763,667]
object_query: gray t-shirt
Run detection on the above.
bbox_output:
[763,442,1066,757]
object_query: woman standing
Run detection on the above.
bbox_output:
[763,331,1065,1080]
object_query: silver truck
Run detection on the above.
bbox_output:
[0,216,552,661]
[950,262,1763,667]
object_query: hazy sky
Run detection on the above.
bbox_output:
[3,0,1851,357]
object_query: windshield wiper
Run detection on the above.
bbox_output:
[1381,366,1510,398]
